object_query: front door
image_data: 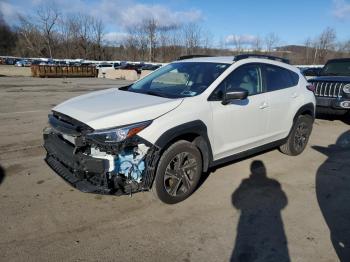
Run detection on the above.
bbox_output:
[209,63,270,160]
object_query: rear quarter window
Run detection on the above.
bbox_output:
[265,65,299,92]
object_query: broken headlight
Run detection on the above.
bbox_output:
[86,121,152,144]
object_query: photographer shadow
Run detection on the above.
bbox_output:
[0,165,5,186]
[231,160,290,262]
[314,130,350,261]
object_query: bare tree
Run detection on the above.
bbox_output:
[313,27,336,64]
[166,27,183,60]
[202,30,213,54]
[183,22,201,55]
[231,35,243,52]
[16,14,45,57]
[91,17,105,60]
[265,33,280,53]
[303,38,314,64]
[37,4,60,58]
[124,33,139,61]
[0,12,17,55]
[252,36,262,52]
[340,40,350,54]
[142,18,158,62]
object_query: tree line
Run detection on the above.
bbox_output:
[0,4,349,64]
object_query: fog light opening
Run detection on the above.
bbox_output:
[340,101,350,109]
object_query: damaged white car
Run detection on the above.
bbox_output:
[44,55,316,204]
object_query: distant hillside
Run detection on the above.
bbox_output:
[276,45,349,65]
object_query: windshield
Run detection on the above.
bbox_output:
[320,60,350,76]
[128,62,230,98]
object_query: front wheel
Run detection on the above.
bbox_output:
[280,115,313,156]
[153,140,202,204]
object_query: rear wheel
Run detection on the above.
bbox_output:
[280,115,313,156]
[153,140,202,204]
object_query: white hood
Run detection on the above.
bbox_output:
[53,88,183,129]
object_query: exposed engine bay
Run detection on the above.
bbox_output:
[43,112,159,195]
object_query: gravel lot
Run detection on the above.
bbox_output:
[0,76,349,262]
[0,65,31,77]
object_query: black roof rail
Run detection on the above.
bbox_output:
[177,55,213,61]
[233,54,290,64]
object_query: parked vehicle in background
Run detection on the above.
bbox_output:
[140,64,162,71]
[31,60,42,66]
[113,62,121,68]
[55,61,68,66]
[5,58,18,65]
[43,54,315,204]
[96,63,114,75]
[308,58,350,116]
[15,60,31,67]
[96,63,113,69]
[300,67,322,79]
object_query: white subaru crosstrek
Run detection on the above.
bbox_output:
[44,54,316,204]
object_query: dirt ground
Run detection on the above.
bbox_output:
[0,76,349,262]
[0,65,31,77]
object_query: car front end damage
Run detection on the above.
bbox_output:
[43,111,160,195]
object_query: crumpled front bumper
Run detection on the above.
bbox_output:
[44,129,113,194]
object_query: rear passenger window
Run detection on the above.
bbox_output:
[265,65,299,92]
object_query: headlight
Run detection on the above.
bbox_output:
[343,84,350,94]
[86,121,152,144]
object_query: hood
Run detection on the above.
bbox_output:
[309,76,350,82]
[53,88,183,129]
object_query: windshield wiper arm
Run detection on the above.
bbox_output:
[145,90,168,98]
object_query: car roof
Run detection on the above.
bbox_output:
[326,58,350,63]
[175,55,290,65]
[175,56,235,64]
[174,55,299,73]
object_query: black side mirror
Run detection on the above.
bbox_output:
[222,89,249,105]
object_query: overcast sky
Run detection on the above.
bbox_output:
[1,0,350,46]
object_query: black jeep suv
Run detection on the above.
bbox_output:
[308,58,350,116]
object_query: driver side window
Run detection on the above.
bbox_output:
[210,64,263,100]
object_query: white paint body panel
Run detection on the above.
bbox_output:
[209,94,269,160]
[53,57,316,163]
[53,88,183,130]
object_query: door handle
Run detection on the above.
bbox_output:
[291,92,299,98]
[259,102,268,109]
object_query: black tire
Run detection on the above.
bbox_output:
[280,115,313,156]
[153,140,202,204]
[344,111,350,125]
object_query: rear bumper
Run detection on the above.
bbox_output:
[43,130,112,194]
[316,97,350,110]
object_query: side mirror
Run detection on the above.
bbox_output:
[222,89,249,105]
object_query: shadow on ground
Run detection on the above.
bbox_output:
[196,147,277,192]
[0,164,5,185]
[314,130,350,261]
[316,112,350,125]
[230,160,290,262]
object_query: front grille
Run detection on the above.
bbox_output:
[312,82,345,98]
[50,111,93,135]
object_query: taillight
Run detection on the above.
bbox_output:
[306,84,315,92]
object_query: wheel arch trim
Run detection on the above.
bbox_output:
[293,102,315,123]
[154,120,213,172]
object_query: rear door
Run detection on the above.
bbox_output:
[263,64,301,141]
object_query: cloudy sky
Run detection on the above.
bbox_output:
[1,0,350,46]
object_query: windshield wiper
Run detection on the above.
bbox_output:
[145,90,168,98]
[324,73,339,76]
